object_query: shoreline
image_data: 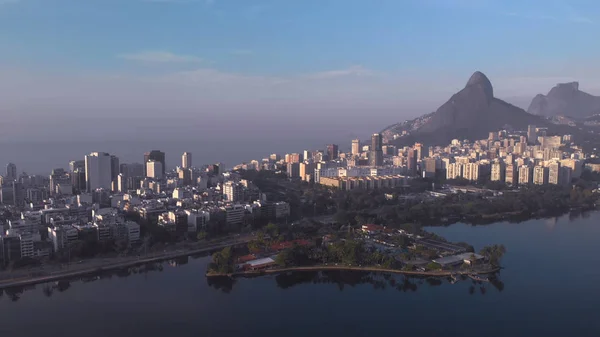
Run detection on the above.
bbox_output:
[0,238,250,290]
[205,265,500,278]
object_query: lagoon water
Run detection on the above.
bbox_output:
[2,212,600,337]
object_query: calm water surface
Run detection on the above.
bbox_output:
[2,212,600,337]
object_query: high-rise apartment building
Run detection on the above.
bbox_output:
[126,163,145,178]
[446,162,462,180]
[369,133,384,167]
[223,181,244,203]
[287,162,300,178]
[527,125,537,145]
[85,152,112,192]
[117,173,127,193]
[423,158,438,178]
[146,160,163,180]
[548,161,561,185]
[533,166,549,185]
[351,139,360,156]
[327,144,339,161]
[518,165,533,185]
[71,169,86,193]
[462,163,480,182]
[303,150,311,162]
[110,155,120,182]
[407,149,418,175]
[491,162,506,182]
[69,160,85,172]
[505,164,518,185]
[5,163,16,181]
[144,150,166,176]
[560,166,573,186]
[287,153,302,164]
[182,152,192,169]
[414,143,423,161]
[299,162,315,181]
[560,159,582,178]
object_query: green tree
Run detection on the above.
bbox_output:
[210,247,234,273]
[265,223,279,237]
[479,244,507,266]
[425,262,442,271]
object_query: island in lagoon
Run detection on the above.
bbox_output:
[206,221,506,283]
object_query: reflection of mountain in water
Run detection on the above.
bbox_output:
[206,270,505,295]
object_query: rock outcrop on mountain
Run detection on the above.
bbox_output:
[527,82,600,118]
[382,71,548,146]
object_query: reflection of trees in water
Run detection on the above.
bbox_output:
[56,280,71,292]
[5,287,23,301]
[2,261,172,303]
[206,276,237,294]
[206,270,506,295]
[43,284,54,297]
[275,271,412,292]
[466,273,505,296]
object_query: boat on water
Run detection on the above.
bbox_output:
[449,274,458,284]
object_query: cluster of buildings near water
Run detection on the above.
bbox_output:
[235,125,597,190]
[1,124,597,268]
[0,151,291,267]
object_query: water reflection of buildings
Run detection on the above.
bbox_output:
[545,217,557,230]
[168,256,189,267]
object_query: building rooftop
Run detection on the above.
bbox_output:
[433,253,484,266]
[246,257,275,267]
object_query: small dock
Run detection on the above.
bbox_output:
[468,274,489,283]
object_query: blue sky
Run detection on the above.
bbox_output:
[1,0,600,142]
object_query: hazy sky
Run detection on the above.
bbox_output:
[2,0,600,142]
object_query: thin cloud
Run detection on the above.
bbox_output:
[304,66,374,80]
[118,51,203,63]
[0,0,20,5]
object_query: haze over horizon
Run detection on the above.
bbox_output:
[2,0,600,143]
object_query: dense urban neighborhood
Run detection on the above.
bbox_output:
[1,124,599,285]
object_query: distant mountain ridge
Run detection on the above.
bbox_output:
[527,82,600,118]
[382,71,549,146]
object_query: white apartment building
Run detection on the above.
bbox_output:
[446,163,463,180]
[518,165,533,185]
[186,210,210,232]
[223,181,244,202]
[223,204,245,225]
[146,160,164,180]
[533,166,549,185]
[462,163,480,182]
[181,152,192,169]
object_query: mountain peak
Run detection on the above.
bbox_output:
[528,81,600,118]
[465,71,493,98]
[557,82,579,91]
